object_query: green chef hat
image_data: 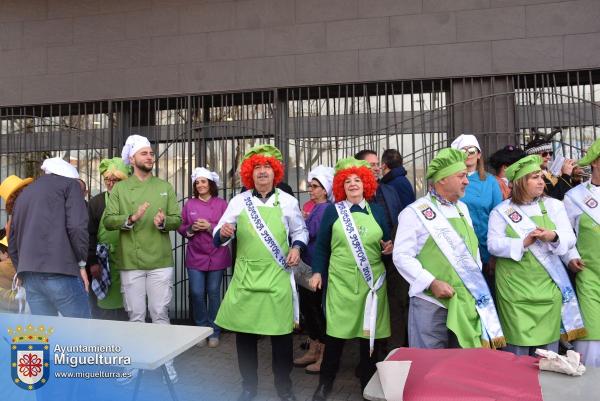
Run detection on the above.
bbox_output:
[578,138,600,167]
[242,144,283,162]
[426,148,467,183]
[334,157,371,173]
[99,157,131,178]
[505,155,542,182]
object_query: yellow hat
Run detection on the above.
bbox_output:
[0,175,33,202]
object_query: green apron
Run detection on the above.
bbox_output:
[417,201,484,348]
[575,207,600,340]
[326,204,390,340]
[215,193,293,335]
[495,201,562,346]
[97,192,124,309]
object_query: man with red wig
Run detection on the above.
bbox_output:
[393,148,505,350]
[213,144,308,401]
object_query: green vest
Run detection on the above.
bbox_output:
[495,201,562,346]
[325,205,390,339]
[215,193,293,335]
[575,205,600,340]
[97,192,124,310]
[416,204,483,348]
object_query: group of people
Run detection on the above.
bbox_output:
[1,130,599,401]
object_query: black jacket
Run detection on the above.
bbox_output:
[9,174,88,277]
[86,192,107,267]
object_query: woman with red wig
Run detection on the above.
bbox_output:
[308,157,393,401]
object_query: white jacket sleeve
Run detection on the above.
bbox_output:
[544,198,576,256]
[286,197,309,246]
[487,207,526,261]
[392,207,435,296]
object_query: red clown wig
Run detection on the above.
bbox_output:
[332,166,378,202]
[240,154,285,190]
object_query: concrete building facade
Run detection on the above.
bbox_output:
[1,0,599,106]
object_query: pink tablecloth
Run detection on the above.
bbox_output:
[387,348,543,401]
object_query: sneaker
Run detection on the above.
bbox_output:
[208,337,220,348]
[195,339,207,348]
[163,361,178,384]
[116,368,139,385]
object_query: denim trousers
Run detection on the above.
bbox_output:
[187,268,224,338]
[21,272,91,318]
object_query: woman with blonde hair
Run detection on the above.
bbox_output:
[488,155,586,355]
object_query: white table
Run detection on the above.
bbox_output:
[1,313,212,401]
[364,364,600,401]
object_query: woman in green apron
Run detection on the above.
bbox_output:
[488,155,583,356]
[564,138,600,367]
[309,158,392,401]
[86,157,130,320]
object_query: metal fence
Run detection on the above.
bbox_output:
[2,69,600,321]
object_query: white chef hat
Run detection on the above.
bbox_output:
[41,157,80,179]
[450,134,481,152]
[308,165,335,201]
[191,167,220,187]
[121,135,152,165]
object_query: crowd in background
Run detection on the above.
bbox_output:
[0,130,599,401]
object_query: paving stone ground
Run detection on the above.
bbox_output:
[122,333,364,401]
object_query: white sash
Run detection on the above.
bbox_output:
[409,197,505,347]
[566,181,600,226]
[335,201,385,354]
[497,201,586,338]
[243,191,299,326]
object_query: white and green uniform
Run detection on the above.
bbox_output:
[488,197,577,347]
[564,182,600,366]
[214,189,308,335]
[393,194,489,349]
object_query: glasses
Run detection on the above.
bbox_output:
[104,177,121,184]
[541,151,554,157]
[308,184,323,190]
[462,147,479,156]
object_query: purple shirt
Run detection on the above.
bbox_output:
[178,197,231,271]
[302,201,330,266]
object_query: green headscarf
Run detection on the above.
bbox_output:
[578,137,600,167]
[504,155,542,182]
[242,144,283,163]
[426,148,467,183]
[99,157,131,179]
[334,157,371,173]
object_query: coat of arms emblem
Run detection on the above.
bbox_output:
[9,324,53,390]
[585,197,598,209]
[421,207,436,220]
[508,211,522,223]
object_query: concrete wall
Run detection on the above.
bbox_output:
[1,0,599,106]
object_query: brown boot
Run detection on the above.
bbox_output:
[305,342,323,374]
[294,339,320,367]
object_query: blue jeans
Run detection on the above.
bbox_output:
[187,268,224,338]
[21,272,91,318]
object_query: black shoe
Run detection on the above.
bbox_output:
[236,388,257,401]
[277,388,297,401]
[312,382,332,401]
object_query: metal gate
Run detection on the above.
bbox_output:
[2,70,600,320]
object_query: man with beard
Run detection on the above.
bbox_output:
[104,135,182,383]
